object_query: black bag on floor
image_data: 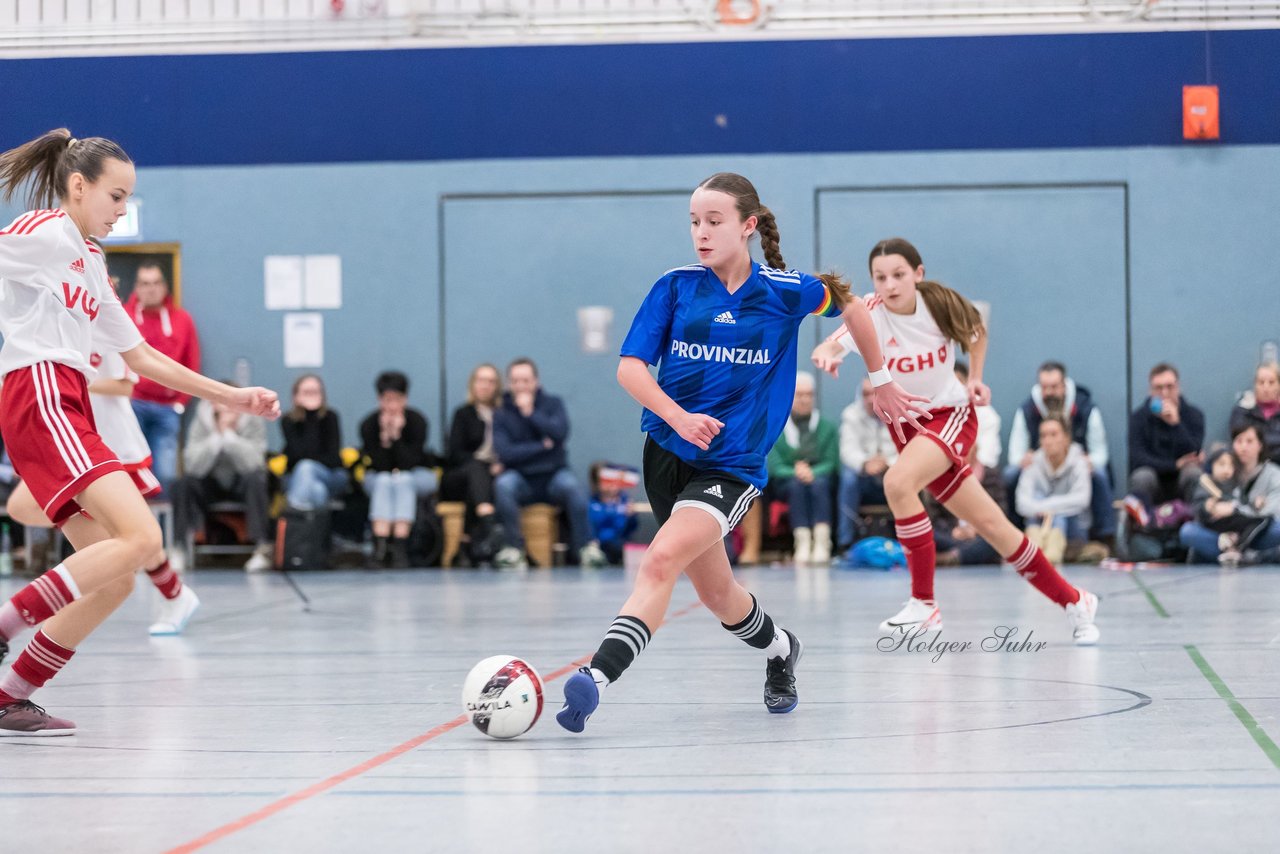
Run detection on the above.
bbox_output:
[276,508,333,570]
[408,496,443,567]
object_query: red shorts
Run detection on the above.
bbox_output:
[890,405,978,503]
[124,460,162,499]
[0,362,125,525]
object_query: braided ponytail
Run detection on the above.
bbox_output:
[756,207,785,270]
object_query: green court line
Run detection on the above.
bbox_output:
[1185,645,1280,771]
[1130,572,1169,618]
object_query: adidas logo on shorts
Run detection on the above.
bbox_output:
[703,484,724,498]
[713,311,736,324]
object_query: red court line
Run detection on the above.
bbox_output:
[167,602,706,853]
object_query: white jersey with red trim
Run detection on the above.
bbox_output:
[0,209,143,379]
[88,349,151,466]
[834,293,970,410]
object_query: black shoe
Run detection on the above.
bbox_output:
[389,537,411,569]
[764,629,803,714]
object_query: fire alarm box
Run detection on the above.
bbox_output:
[1183,85,1220,141]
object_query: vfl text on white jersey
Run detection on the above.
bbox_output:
[834,294,970,410]
[0,210,143,379]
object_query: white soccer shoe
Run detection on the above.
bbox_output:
[1065,589,1100,646]
[149,586,201,636]
[879,597,943,634]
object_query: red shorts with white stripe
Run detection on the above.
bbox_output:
[0,362,125,525]
[123,458,162,499]
[889,404,978,503]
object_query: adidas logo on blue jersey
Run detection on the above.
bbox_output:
[703,484,724,498]
[713,311,736,324]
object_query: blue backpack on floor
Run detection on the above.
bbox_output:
[842,537,906,570]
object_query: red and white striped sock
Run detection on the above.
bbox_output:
[145,560,183,601]
[0,630,76,704]
[895,512,937,602]
[1006,537,1080,607]
[0,565,81,641]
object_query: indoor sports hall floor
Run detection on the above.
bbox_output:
[3,563,1278,853]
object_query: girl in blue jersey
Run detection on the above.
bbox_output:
[557,173,928,733]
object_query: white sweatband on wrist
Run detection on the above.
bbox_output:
[868,368,893,388]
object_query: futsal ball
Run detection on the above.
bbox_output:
[462,655,544,739]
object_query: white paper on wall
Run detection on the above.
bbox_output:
[283,313,324,368]
[264,256,304,309]
[303,255,343,309]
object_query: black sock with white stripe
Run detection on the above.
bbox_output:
[723,594,790,659]
[589,615,652,684]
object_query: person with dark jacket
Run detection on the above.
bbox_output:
[441,363,503,561]
[491,358,600,568]
[359,371,437,568]
[280,374,347,511]
[1128,363,1205,506]
[1229,362,1280,466]
[1004,361,1115,538]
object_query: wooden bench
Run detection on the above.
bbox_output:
[437,501,561,568]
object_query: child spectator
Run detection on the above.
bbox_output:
[588,463,639,566]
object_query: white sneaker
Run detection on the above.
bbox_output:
[792,527,812,566]
[244,545,272,573]
[149,586,200,636]
[580,542,608,569]
[1065,589,1100,646]
[879,597,943,633]
[494,546,528,571]
[811,523,832,565]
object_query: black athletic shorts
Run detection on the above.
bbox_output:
[642,437,761,535]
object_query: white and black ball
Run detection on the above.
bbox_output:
[461,655,544,739]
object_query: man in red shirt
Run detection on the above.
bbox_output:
[124,260,201,497]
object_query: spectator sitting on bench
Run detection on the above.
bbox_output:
[588,463,639,566]
[442,363,504,565]
[492,357,603,569]
[360,370,437,569]
[838,376,897,554]
[281,373,348,512]
[767,371,839,565]
[171,384,272,572]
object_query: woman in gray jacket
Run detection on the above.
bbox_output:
[1179,424,1280,564]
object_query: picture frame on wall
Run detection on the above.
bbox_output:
[103,242,183,306]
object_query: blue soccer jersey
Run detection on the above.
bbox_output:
[619,262,843,489]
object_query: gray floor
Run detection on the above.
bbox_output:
[2,562,1278,853]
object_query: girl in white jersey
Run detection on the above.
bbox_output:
[0,129,278,736]
[811,238,1099,645]
[6,345,201,636]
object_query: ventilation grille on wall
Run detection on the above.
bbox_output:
[3,0,1277,55]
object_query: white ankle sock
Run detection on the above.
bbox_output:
[589,667,609,694]
[765,629,791,661]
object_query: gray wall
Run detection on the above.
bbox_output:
[5,144,1277,483]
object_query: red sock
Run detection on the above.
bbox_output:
[895,512,936,601]
[1006,537,1080,607]
[0,566,80,639]
[145,560,183,600]
[0,630,76,703]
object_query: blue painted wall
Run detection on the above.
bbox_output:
[2,33,1277,483]
[2,29,1279,165]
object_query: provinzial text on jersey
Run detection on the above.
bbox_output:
[669,340,771,365]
